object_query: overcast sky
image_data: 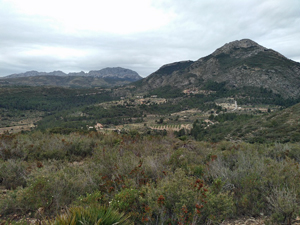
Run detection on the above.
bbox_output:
[1,0,300,77]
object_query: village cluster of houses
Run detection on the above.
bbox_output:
[183,88,216,95]
[88,123,104,130]
[120,95,166,106]
[121,95,158,100]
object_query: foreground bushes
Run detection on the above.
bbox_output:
[51,205,132,225]
[0,132,300,224]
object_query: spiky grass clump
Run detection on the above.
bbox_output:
[51,205,132,225]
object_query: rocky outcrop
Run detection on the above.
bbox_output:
[87,67,142,81]
[211,39,267,57]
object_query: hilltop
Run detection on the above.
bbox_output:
[136,39,300,98]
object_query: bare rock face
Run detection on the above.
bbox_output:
[211,39,266,57]
[139,39,300,98]
[88,67,142,81]
[68,71,86,76]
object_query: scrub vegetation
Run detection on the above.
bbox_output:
[1,131,300,224]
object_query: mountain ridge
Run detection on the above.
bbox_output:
[5,67,142,81]
[136,39,300,98]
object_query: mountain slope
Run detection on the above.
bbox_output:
[243,102,300,143]
[204,102,300,143]
[137,39,300,98]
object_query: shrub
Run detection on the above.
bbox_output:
[168,148,189,172]
[206,144,300,219]
[65,139,94,160]
[74,191,106,207]
[50,205,133,225]
[110,188,142,222]
[140,169,207,224]
[267,187,299,225]
[190,164,205,178]
[201,190,235,224]
[0,162,99,216]
[0,159,28,189]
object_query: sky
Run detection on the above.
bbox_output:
[1,0,300,77]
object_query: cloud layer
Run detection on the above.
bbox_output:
[1,0,300,77]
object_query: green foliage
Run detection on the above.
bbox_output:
[3,84,297,133]
[140,169,206,224]
[142,95,217,115]
[190,103,300,143]
[168,148,189,172]
[0,159,28,189]
[0,86,114,112]
[232,86,299,107]
[148,85,185,98]
[174,128,186,138]
[206,142,300,222]
[190,165,205,178]
[74,191,106,207]
[203,80,227,91]
[201,191,235,224]
[110,188,142,221]
[51,205,133,225]
[0,132,98,161]
[0,162,99,216]
[244,51,296,69]
[267,187,299,225]
[213,113,253,123]
[48,127,85,135]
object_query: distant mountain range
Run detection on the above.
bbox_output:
[135,39,300,98]
[1,67,142,88]
[5,67,142,80]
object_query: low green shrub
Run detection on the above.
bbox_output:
[201,190,235,224]
[50,205,133,225]
[0,162,99,216]
[267,187,299,225]
[0,159,29,189]
[139,169,209,224]
[74,191,106,207]
[110,188,141,221]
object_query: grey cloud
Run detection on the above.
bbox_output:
[1,0,300,77]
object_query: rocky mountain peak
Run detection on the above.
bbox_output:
[138,39,300,99]
[88,67,141,80]
[211,39,267,57]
